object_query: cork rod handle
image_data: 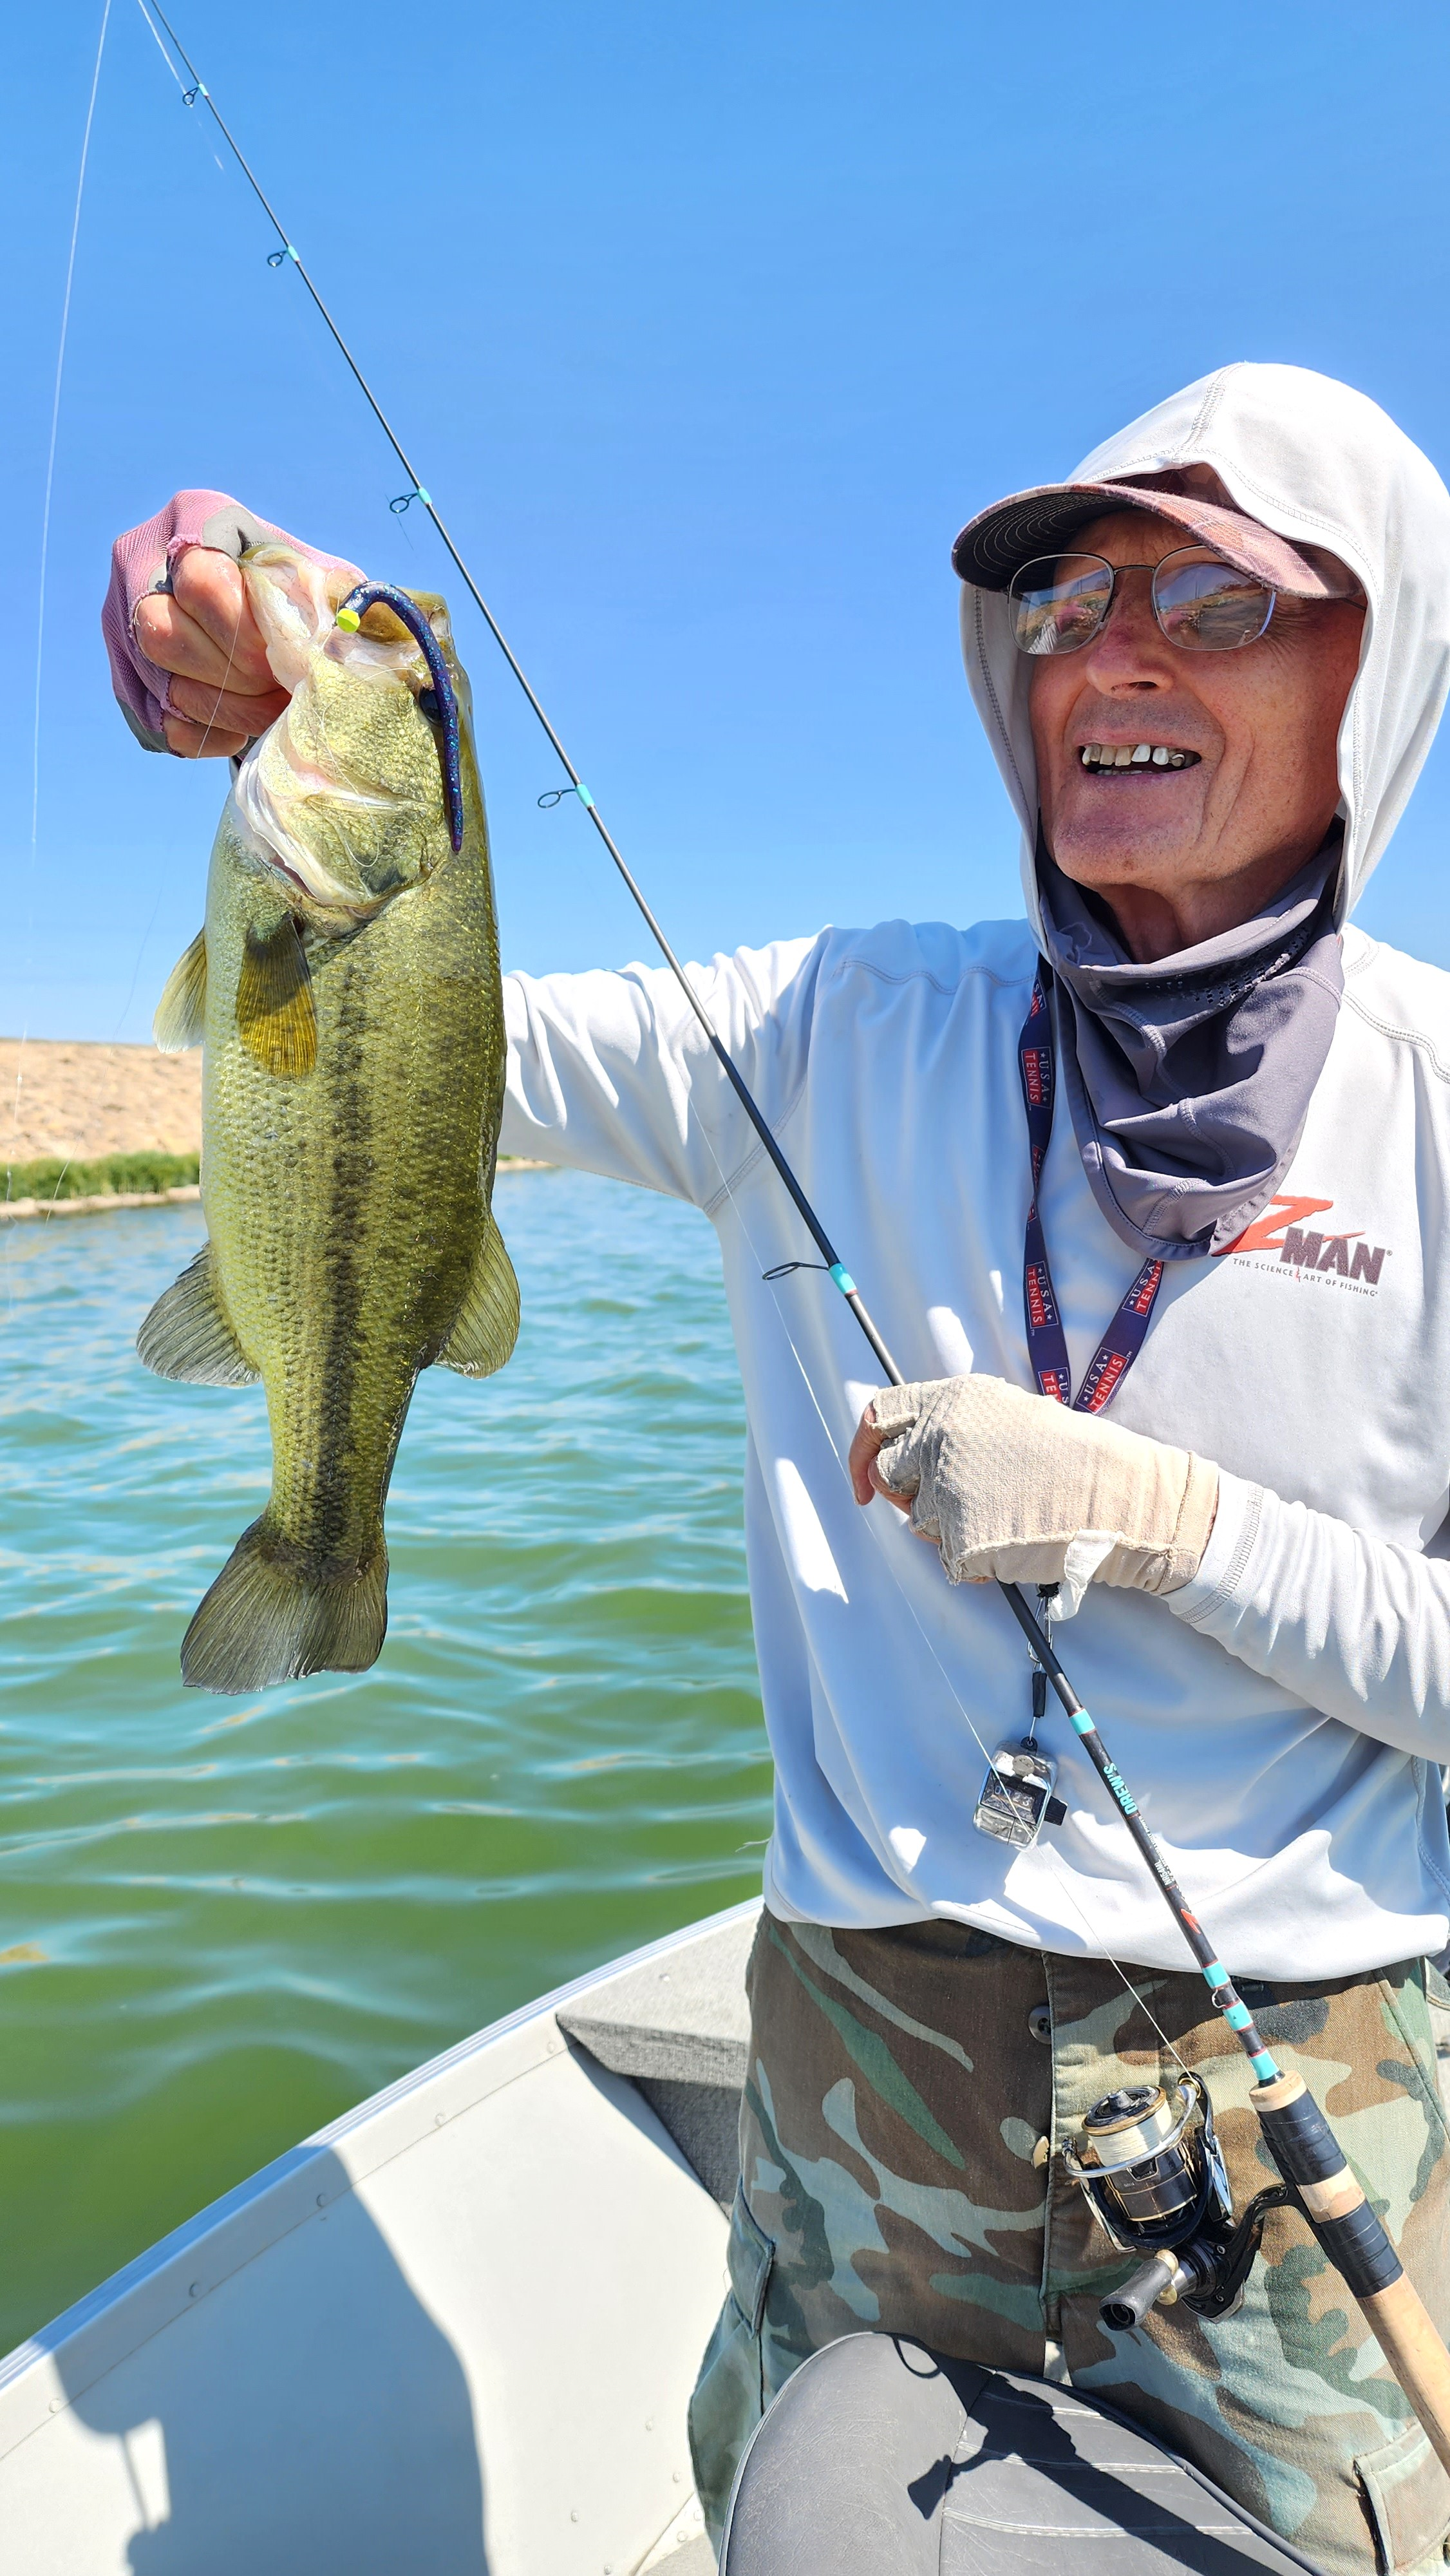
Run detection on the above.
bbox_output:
[1253,2072,1450,2476]
[1359,2276,1450,2479]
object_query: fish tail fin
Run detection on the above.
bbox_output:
[181,1517,388,1694]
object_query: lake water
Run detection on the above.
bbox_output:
[0,1171,769,2355]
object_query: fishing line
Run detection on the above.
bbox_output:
[13,5,249,1251]
[133,0,225,167]
[133,0,181,80]
[32,0,111,869]
[6,0,112,1266]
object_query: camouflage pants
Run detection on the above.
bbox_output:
[688,1913,1450,2574]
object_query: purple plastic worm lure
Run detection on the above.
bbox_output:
[335,582,464,853]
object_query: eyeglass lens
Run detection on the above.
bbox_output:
[1008,549,1275,656]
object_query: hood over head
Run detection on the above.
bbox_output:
[956,363,1450,1261]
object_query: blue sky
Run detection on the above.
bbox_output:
[7,0,1450,1041]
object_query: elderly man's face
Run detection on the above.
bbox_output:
[1028,507,1364,961]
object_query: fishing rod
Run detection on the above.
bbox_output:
[135,0,1450,2461]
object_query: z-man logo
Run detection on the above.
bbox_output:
[1217,1195,1389,1291]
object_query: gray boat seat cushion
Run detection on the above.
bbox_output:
[719,2334,1323,2576]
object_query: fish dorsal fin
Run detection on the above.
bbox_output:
[154,929,208,1052]
[237,916,317,1077]
[137,1245,259,1385]
[436,1214,520,1378]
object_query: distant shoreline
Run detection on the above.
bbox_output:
[2,1038,552,1220]
[1,1157,555,1225]
[0,1185,203,1225]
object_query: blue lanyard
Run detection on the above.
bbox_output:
[1019,969,1163,1412]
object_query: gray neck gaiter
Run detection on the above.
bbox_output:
[1037,833,1344,1262]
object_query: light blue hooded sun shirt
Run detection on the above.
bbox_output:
[500,363,1450,1979]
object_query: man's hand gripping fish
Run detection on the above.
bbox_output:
[138,547,518,1693]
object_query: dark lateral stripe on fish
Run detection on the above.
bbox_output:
[311,967,373,1564]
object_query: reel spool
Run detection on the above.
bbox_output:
[1063,2074,1292,2329]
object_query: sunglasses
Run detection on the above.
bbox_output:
[1008,546,1278,658]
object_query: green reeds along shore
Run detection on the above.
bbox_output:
[2,1151,550,1222]
[6,1151,202,1204]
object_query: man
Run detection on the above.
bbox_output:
[107,363,1450,2574]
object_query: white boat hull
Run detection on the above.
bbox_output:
[0,1902,758,2574]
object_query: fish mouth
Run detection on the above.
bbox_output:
[1077,742,1203,774]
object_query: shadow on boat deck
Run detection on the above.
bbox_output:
[50,2146,491,2575]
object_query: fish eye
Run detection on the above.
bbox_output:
[417,688,440,721]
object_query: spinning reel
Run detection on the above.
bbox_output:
[1063,2073,1295,2329]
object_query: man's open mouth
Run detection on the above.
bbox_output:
[1078,743,1202,772]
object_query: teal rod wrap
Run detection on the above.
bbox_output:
[995,1584,1283,2090]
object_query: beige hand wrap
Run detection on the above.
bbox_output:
[869,1374,1219,1608]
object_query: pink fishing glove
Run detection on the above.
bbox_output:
[102,491,358,752]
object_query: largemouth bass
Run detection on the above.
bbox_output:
[139,548,518,1693]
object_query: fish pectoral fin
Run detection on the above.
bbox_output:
[137,1245,259,1385]
[436,1213,520,1378]
[237,916,317,1077]
[154,929,208,1051]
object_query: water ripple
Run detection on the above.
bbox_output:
[0,1171,768,2349]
